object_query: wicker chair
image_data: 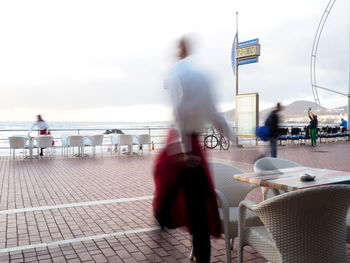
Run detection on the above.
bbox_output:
[238,185,350,263]
[189,162,260,262]
[254,157,301,200]
[255,158,350,244]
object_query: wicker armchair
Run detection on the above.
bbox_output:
[238,185,350,263]
[189,162,261,262]
[254,157,301,200]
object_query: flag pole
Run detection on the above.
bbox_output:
[235,11,239,146]
[235,11,239,96]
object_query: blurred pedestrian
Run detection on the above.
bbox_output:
[307,108,318,146]
[28,114,54,156]
[265,103,282,157]
[153,37,237,263]
[340,118,347,129]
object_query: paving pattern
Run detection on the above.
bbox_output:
[0,141,349,262]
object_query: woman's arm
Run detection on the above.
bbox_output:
[307,109,314,120]
[28,122,36,136]
[212,112,237,144]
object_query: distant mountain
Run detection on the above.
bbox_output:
[260,100,328,122]
[334,105,347,111]
[222,100,347,124]
[281,100,327,114]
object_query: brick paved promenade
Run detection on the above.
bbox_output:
[0,142,349,262]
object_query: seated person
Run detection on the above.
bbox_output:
[340,118,347,129]
[28,114,54,156]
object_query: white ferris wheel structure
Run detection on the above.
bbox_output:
[310,0,350,126]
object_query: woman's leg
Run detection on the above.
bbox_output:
[182,165,210,263]
[309,129,313,146]
[270,138,277,157]
[311,129,316,146]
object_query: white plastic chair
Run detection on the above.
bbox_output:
[8,136,27,159]
[254,157,301,200]
[88,135,104,156]
[60,135,69,157]
[67,135,85,157]
[189,162,260,263]
[238,185,350,263]
[137,134,151,154]
[35,135,54,158]
[118,135,134,155]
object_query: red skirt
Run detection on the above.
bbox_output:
[39,129,55,146]
[152,129,221,238]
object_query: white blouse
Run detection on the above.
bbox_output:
[166,58,237,153]
[28,121,50,135]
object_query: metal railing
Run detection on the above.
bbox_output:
[0,125,230,153]
[0,126,171,151]
[1,124,345,152]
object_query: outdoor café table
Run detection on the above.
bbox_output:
[24,136,39,159]
[125,136,139,155]
[74,136,91,157]
[233,166,350,200]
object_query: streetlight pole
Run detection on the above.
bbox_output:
[348,1,350,138]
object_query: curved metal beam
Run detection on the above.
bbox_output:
[310,0,336,104]
[314,85,350,97]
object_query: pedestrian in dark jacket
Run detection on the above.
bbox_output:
[265,103,282,157]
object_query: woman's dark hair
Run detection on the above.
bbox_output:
[37,115,43,122]
[178,36,192,58]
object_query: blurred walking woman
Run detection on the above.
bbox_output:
[153,37,237,263]
[307,108,318,146]
[28,115,54,155]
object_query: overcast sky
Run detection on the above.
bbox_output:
[0,0,349,122]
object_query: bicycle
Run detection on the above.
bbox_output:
[204,127,230,150]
